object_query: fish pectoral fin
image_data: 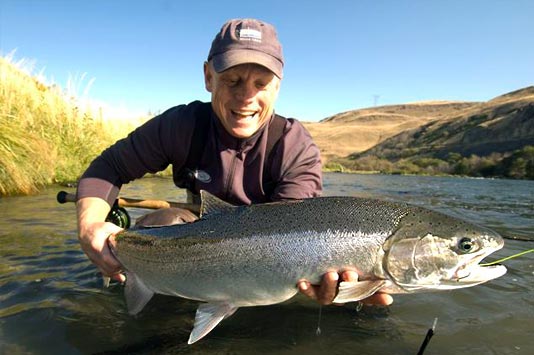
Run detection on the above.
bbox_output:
[333,280,387,304]
[188,302,238,344]
[124,271,154,315]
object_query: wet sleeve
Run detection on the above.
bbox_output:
[76,105,191,206]
[270,119,323,201]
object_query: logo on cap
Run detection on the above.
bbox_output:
[237,28,262,42]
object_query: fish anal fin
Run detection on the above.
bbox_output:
[199,190,236,218]
[124,271,154,315]
[333,280,387,304]
[188,302,238,344]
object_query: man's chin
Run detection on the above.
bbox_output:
[221,112,272,138]
[228,126,256,138]
[224,118,261,138]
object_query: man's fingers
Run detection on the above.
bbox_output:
[299,271,394,307]
[102,242,122,268]
[361,293,394,306]
[341,270,359,282]
[81,225,123,277]
[317,272,339,305]
[111,273,126,283]
[298,281,317,301]
[88,243,121,276]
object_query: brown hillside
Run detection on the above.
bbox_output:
[359,86,534,160]
[303,101,477,161]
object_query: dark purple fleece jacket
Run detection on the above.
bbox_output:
[76,101,322,206]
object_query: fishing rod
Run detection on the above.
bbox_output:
[56,190,200,228]
[417,318,438,355]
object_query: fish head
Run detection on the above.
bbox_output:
[381,207,507,292]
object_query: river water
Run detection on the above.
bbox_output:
[1,173,533,354]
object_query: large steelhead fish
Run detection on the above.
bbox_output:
[109,191,506,344]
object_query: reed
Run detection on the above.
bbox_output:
[0,54,138,195]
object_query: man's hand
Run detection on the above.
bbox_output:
[298,270,393,306]
[79,221,125,282]
[77,197,125,282]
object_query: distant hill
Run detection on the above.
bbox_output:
[303,86,534,179]
[303,101,478,161]
[304,86,534,161]
[357,86,534,160]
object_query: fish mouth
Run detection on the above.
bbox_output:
[432,264,507,290]
[444,249,507,288]
[453,263,507,285]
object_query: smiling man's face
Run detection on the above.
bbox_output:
[204,62,281,138]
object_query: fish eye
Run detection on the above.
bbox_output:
[458,237,475,253]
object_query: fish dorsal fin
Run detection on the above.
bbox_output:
[188,302,238,344]
[200,190,236,219]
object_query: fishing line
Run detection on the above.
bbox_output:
[480,249,534,266]
[315,305,322,336]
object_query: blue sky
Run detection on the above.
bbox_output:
[1,0,533,121]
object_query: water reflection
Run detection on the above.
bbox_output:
[0,174,533,354]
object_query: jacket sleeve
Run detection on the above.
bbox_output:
[270,119,323,200]
[76,104,194,206]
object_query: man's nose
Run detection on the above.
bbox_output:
[235,81,256,102]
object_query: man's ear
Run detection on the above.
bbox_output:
[204,61,213,93]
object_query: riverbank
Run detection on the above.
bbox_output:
[323,148,534,180]
[2,53,532,197]
[0,55,137,196]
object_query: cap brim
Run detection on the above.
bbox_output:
[211,49,283,79]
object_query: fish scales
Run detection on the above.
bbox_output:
[120,196,408,241]
[116,197,405,291]
[110,191,506,344]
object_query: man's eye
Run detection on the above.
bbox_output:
[228,79,239,86]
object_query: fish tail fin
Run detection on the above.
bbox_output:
[124,271,154,315]
[188,302,238,344]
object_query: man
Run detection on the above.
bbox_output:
[76,18,392,306]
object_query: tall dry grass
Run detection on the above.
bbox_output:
[0,54,138,195]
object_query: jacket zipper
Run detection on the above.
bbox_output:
[224,142,244,201]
